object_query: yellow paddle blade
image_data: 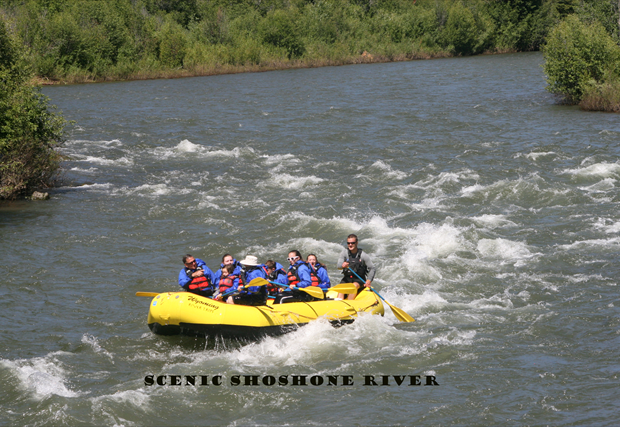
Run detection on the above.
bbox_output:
[385,300,415,322]
[368,287,415,323]
[300,286,324,299]
[135,292,160,297]
[246,277,269,288]
[329,283,358,294]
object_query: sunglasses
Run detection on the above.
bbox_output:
[347,242,357,246]
[287,256,299,261]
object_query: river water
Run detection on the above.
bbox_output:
[1,52,619,426]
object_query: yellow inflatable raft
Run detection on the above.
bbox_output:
[147,289,384,338]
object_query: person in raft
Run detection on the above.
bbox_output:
[277,250,317,303]
[233,255,268,306]
[306,253,331,293]
[336,234,375,300]
[178,254,216,297]
[263,259,287,298]
[213,253,242,288]
[213,264,239,304]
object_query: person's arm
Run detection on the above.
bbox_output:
[362,252,375,284]
[317,266,331,288]
[178,269,191,288]
[275,269,288,285]
[337,249,347,269]
[296,264,313,288]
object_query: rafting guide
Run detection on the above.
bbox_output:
[144,374,439,387]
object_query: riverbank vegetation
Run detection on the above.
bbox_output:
[542,1,620,111]
[0,19,66,200]
[0,0,572,84]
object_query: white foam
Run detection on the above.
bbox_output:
[59,183,113,191]
[262,153,299,166]
[594,218,620,234]
[558,236,620,251]
[265,173,324,190]
[81,334,114,362]
[70,167,99,173]
[471,214,517,229]
[78,155,133,166]
[154,140,254,160]
[562,162,620,179]
[176,139,200,153]
[368,160,408,180]
[524,151,556,160]
[1,353,81,399]
[578,178,616,193]
[477,238,532,261]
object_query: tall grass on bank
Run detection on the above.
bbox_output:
[580,74,620,112]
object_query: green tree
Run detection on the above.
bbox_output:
[543,14,620,102]
[0,18,66,199]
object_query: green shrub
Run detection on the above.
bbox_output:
[442,1,478,55]
[159,21,188,67]
[543,14,620,102]
[0,18,66,199]
[259,9,305,59]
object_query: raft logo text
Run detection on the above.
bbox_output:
[144,374,439,387]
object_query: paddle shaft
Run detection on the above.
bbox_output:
[268,280,324,299]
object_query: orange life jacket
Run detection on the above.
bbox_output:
[218,274,238,294]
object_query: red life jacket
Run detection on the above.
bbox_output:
[218,275,238,294]
[188,275,210,291]
[186,267,211,291]
[309,264,320,287]
[287,265,301,287]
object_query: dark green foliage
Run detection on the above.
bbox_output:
[2,0,611,81]
[159,21,188,67]
[442,1,477,55]
[0,18,66,199]
[259,9,304,59]
[543,14,620,102]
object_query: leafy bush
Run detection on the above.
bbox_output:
[442,1,478,55]
[543,14,620,102]
[159,21,188,67]
[0,18,66,199]
[259,9,305,59]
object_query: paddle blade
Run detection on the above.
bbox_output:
[385,300,415,322]
[136,292,160,297]
[329,283,358,294]
[368,287,415,323]
[301,286,325,299]
[246,277,269,288]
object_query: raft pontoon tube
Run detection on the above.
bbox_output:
[147,289,384,338]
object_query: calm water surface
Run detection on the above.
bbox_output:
[1,52,619,426]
